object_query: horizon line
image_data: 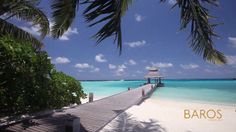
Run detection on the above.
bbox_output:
[79,78,236,81]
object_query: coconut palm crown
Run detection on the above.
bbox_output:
[0,0,226,64]
[51,0,226,64]
[0,0,50,49]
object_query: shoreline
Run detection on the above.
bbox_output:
[151,96,236,107]
[81,94,236,107]
[80,78,236,81]
[101,98,236,132]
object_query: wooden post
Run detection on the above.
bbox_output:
[128,87,131,91]
[156,78,158,86]
[89,93,93,102]
[65,117,80,132]
[142,89,145,97]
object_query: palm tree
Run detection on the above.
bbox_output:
[0,0,226,64]
[0,0,50,49]
[50,0,226,64]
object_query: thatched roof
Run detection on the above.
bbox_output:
[144,67,163,78]
[149,67,158,71]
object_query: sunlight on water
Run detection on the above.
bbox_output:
[81,80,236,104]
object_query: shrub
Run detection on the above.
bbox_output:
[0,36,86,117]
[49,71,86,108]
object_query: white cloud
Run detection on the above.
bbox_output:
[91,68,100,72]
[115,64,127,76]
[136,70,142,74]
[204,69,213,73]
[108,63,127,76]
[118,64,127,69]
[145,66,151,70]
[134,14,144,22]
[127,59,137,65]
[53,57,71,64]
[95,54,107,63]
[75,63,94,69]
[151,62,173,68]
[75,63,101,72]
[116,68,125,76]
[20,21,78,41]
[226,55,236,67]
[49,20,78,40]
[78,69,83,72]
[168,0,177,5]
[125,40,146,48]
[180,63,199,69]
[108,64,117,69]
[0,13,8,19]
[20,25,41,36]
[59,27,78,40]
[228,37,236,48]
[145,62,173,70]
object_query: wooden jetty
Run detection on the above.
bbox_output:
[145,67,164,87]
[0,84,157,132]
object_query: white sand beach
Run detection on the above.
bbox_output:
[101,98,236,132]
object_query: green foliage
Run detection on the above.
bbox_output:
[0,0,50,49]
[0,0,227,64]
[49,70,86,108]
[0,36,86,117]
[165,0,226,64]
[82,0,131,54]
[52,0,226,64]
[51,0,78,38]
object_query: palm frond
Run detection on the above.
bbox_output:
[83,0,132,54]
[161,0,226,64]
[201,0,219,6]
[4,0,50,39]
[51,0,79,38]
[0,18,43,49]
[121,0,132,16]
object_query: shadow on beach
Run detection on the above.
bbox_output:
[101,112,166,132]
[0,113,88,132]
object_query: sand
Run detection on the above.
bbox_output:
[101,98,236,132]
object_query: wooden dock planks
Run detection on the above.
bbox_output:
[1,84,155,132]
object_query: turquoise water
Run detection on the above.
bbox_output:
[81,80,146,97]
[81,80,236,104]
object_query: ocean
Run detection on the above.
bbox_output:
[81,80,236,105]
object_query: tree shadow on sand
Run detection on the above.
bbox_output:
[102,112,166,132]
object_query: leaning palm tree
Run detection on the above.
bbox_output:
[51,0,226,64]
[0,0,50,49]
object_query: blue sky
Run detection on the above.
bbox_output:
[20,0,236,80]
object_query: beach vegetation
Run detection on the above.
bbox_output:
[0,0,50,49]
[0,36,86,117]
